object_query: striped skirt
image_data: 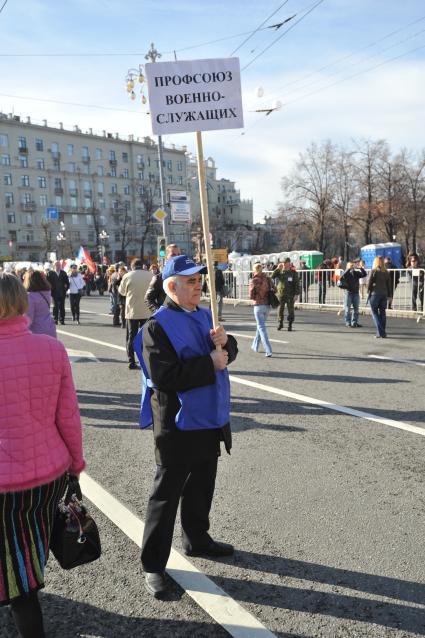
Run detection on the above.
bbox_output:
[0,474,67,606]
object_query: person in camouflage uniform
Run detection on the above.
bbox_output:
[271,258,300,331]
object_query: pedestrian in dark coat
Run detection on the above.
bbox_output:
[144,243,180,312]
[46,261,69,325]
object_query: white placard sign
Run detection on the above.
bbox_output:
[145,58,244,135]
[171,202,191,223]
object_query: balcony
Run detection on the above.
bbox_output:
[18,146,28,154]
[109,159,117,166]
[137,162,145,169]
[82,156,91,163]
[20,202,36,211]
[83,190,93,197]
[50,151,61,159]
[69,188,78,197]
[54,187,64,195]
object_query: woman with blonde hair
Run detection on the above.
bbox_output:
[249,263,273,357]
[367,256,392,338]
[0,273,85,637]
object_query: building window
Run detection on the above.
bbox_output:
[88,231,95,241]
[39,194,47,206]
[36,158,45,169]
[7,212,16,223]
[54,177,62,189]
[111,183,118,193]
[123,168,129,178]
[24,230,34,242]
[21,175,30,187]
[55,196,63,206]
[71,231,80,241]
[22,213,33,225]
[84,197,91,209]
[51,142,59,153]
[82,146,89,159]
[21,192,32,204]
[86,214,93,226]
[177,160,183,171]
[68,162,76,172]
[124,200,131,211]
[0,134,8,147]
[1,154,10,165]
[70,197,77,209]
[3,174,12,185]
[72,214,79,225]
[99,215,107,225]
[114,231,120,242]
[19,155,28,168]
[97,182,104,194]
[167,160,172,171]
[83,180,91,192]
[68,179,76,190]
[18,136,27,150]
[5,192,14,205]
[137,154,144,165]
[122,152,128,163]
[147,156,151,167]
[35,138,43,151]
[95,148,102,160]
[109,150,116,161]
[167,175,173,184]
[98,198,105,209]
[123,185,130,195]
[38,176,47,188]
[177,176,183,185]
[9,230,17,241]
[110,167,116,177]
[138,171,144,181]
[67,144,74,156]
[97,165,104,176]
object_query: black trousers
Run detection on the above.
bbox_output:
[69,293,81,320]
[126,318,146,363]
[411,280,424,311]
[141,457,218,573]
[52,295,65,323]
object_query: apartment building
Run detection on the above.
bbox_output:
[187,155,255,253]
[0,113,188,263]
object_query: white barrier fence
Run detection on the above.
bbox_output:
[221,268,425,319]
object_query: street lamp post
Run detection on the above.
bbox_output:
[98,229,109,264]
[125,43,168,245]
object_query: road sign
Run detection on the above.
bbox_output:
[153,208,168,222]
[45,207,59,220]
[170,202,191,223]
[212,248,228,263]
[169,190,189,202]
[145,57,244,135]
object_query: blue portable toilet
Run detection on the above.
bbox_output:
[360,242,402,268]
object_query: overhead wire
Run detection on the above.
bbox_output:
[229,0,290,56]
[241,0,325,71]
[0,0,8,15]
[0,93,145,114]
[257,13,425,104]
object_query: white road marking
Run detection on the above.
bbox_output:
[57,330,126,351]
[66,349,99,363]
[80,308,111,317]
[59,329,424,438]
[80,473,277,638]
[230,332,289,345]
[229,376,425,438]
[368,355,425,368]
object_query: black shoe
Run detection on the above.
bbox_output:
[352,323,362,327]
[277,322,283,331]
[60,320,65,325]
[287,324,293,331]
[185,540,234,558]
[128,362,140,370]
[54,320,58,325]
[144,572,167,598]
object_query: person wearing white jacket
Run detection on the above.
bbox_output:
[68,264,85,324]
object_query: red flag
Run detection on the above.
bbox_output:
[77,245,96,274]
[103,255,109,265]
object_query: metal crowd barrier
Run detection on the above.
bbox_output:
[222,268,425,320]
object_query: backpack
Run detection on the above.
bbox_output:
[337,272,350,290]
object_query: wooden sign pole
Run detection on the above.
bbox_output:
[196,130,219,331]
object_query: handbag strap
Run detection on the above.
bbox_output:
[38,291,51,308]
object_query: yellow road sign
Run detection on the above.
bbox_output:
[153,208,168,221]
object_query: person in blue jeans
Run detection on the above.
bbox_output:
[249,263,273,357]
[367,256,392,338]
[340,260,367,327]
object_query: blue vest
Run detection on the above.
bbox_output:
[133,306,231,431]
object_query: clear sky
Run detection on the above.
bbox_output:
[0,0,424,222]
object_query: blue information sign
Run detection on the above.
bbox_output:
[45,207,59,220]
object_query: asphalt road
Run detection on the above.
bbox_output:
[1,297,424,638]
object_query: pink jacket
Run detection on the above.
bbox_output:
[0,315,85,493]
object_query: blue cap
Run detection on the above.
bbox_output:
[162,255,207,280]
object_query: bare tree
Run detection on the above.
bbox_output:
[330,148,358,259]
[399,149,425,254]
[137,185,159,261]
[40,219,53,260]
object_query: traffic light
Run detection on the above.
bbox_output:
[157,236,166,259]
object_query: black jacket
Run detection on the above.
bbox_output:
[341,267,366,294]
[46,269,69,298]
[144,273,166,313]
[142,297,238,465]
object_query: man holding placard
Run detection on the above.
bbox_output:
[134,255,238,598]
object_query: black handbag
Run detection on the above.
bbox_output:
[267,280,280,308]
[50,497,101,570]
